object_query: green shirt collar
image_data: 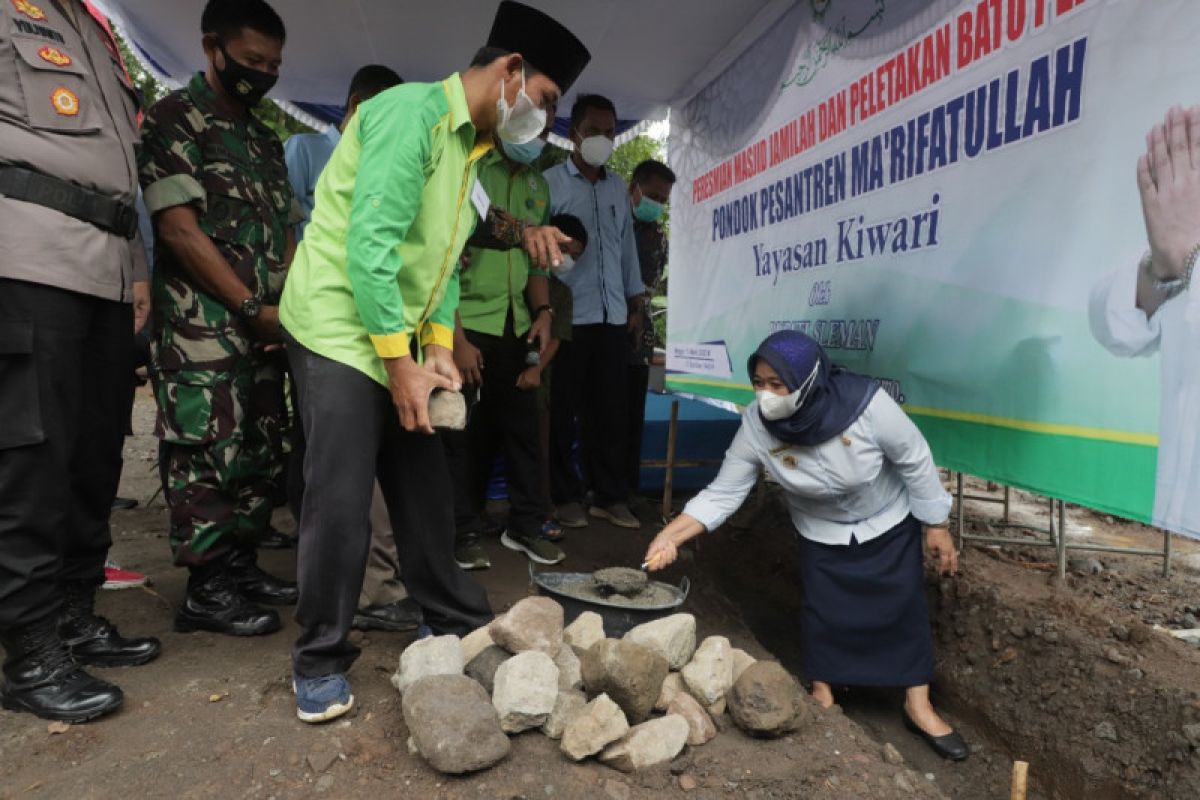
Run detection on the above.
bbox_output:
[443,72,475,133]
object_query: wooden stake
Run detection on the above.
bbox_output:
[1010,761,1029,800]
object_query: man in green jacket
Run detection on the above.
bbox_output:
[448,136,565,571]
[279,0,590,723]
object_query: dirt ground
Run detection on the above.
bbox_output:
[2,391,1199,799]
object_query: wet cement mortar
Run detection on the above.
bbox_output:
[558,569,678,607]
[693,484,1200,800]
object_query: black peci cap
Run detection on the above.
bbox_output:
[487,1,591,93]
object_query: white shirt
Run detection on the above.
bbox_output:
[683,391,953,545]
[1089,257,1200,536]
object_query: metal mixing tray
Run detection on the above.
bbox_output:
[529,563,690,637]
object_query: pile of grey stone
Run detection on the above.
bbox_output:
[395,597,811,775]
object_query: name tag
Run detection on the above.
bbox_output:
[470,179,490,219]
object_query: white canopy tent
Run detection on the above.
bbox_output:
[92,0,796,130]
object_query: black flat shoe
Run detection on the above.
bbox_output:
[903,709,969,761]
[111,497,139,511]
[352,598,423,632]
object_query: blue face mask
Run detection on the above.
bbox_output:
[503,138,546,165]
[634,196,665,223]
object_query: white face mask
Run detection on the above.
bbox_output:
[756,361,821,421]
[552,252,576,275]
[495,69,547,145]
[579,134,615,167]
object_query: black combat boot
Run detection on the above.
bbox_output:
[0,617,124,722]
[59,581,161,667]
[226,546,298,606]
[174,555,281,637]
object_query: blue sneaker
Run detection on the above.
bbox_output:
[293,673,354,723]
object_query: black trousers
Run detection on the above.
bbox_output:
[444,322,545,538]
[0,279,131,630]
[285,333,492,677]
[549,323,630,507]
[627,364,650,494]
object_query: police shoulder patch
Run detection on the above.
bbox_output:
[50,86,79,116]
[12,0,46,21]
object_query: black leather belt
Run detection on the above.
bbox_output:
[0,166,138,239]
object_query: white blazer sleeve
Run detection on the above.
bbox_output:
[867,393,953,525]
[1088,259,1162,357]
[682,421,763,532]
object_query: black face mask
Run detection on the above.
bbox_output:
[215,43,277,108]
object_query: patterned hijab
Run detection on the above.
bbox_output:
[748,330,880,446]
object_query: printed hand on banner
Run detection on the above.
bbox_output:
[1138,105,1200,280]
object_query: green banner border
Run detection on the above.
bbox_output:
[665,375,1156,523]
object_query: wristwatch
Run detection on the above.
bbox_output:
[533,304,554,319]
[238,297,262,321]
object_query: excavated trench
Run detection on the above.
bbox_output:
[687,497,1200,800]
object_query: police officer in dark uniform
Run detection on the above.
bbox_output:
[0,0,161,723]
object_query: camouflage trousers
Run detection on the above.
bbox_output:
[152,356,285,565]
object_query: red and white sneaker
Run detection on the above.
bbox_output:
[102,559,149,590]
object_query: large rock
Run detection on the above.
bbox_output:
[655,672,685,712]
[599,715,690,772]
[727,661,810,738]
[489,597,564,656]
[681,636,733,706]
[462,625,496,664]
[541,688,587,740]
[392,635,464,694]
[492,651,560,733]
[465,645,511,695]
[563,611,606,653]
[561,694,629,761]
[667,691,717,746]
[731,648,757,684]
[402,675,510,774]
[624,614,696,670]
[555,644,583,691]
[581,639,669,723]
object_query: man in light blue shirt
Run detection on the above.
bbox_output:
[284,65,403,239]
[543,94,646,530]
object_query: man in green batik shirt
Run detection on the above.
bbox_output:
[139,0,300,639]
[278,0,591,723]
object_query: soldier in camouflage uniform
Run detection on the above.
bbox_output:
[138,0,299,637]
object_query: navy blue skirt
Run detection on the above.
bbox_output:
[797,515,934,687]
